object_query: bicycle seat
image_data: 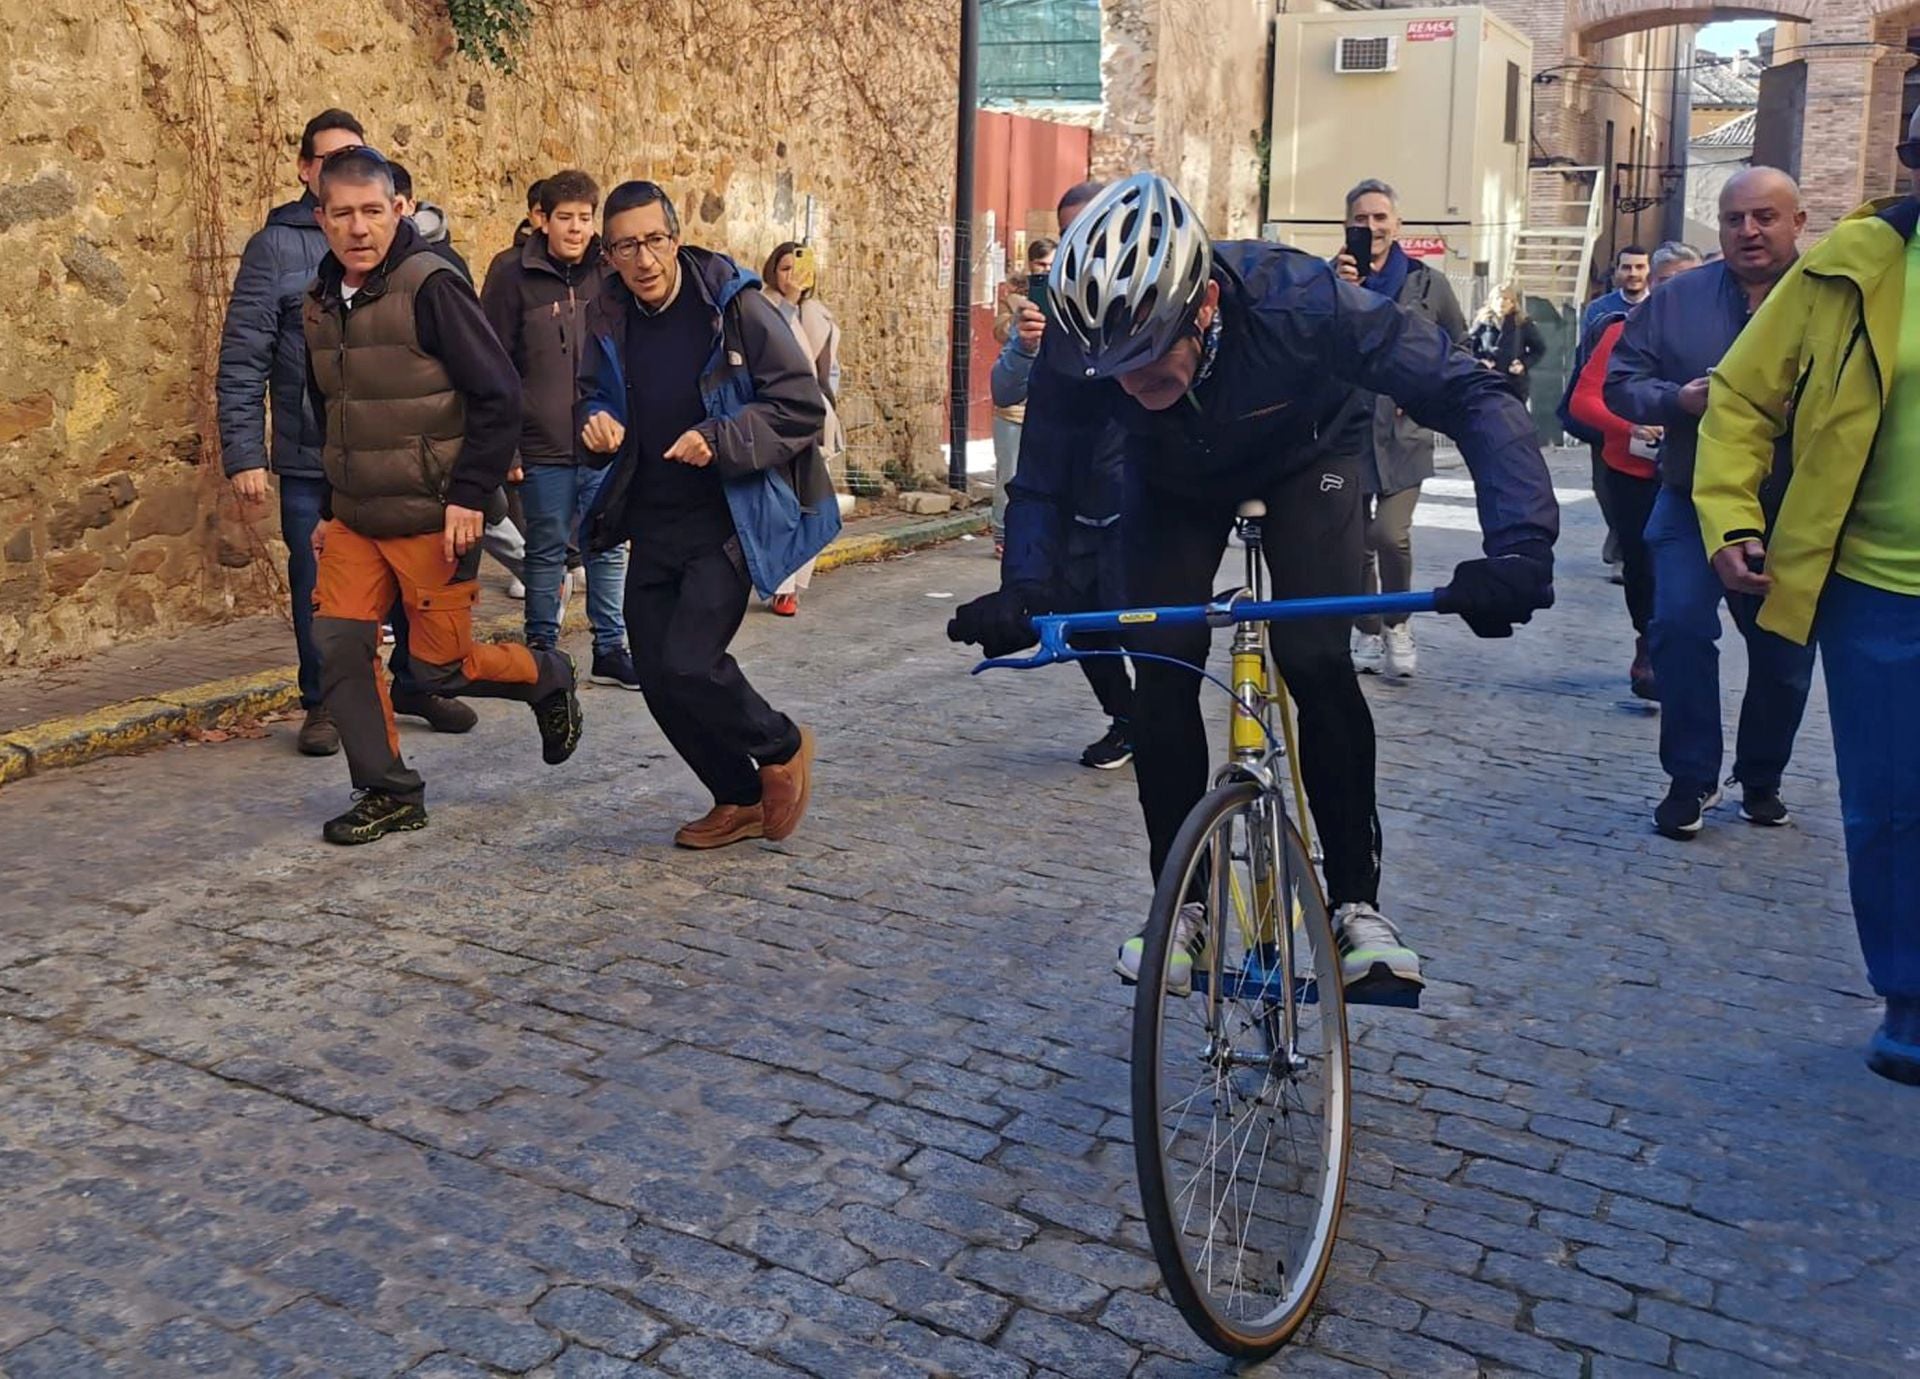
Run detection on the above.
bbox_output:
[1236,499,1267,519]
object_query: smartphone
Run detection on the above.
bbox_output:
[1026,270,1055,324]
[1343,225,1374,275]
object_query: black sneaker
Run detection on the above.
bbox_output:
[1080,724,1133,770]
[1739,785,1791,827]
[533,657,583,765]
[323,790,428,845]
[1653,782,1721,839]
[590,647,643,691]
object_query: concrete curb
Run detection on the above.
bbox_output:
[0,510,988,787]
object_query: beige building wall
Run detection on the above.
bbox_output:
[1267,6,1531,289]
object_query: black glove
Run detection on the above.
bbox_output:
[1436,555,1553,638]
[947,587,1038,658]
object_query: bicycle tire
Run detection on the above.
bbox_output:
[1130,780,1351,1359]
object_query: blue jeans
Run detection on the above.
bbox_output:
[1642,485,1815,791]
[1818,576,1920,999]
[521,464,629,653]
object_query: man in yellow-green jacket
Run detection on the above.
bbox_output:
[1695,121,1920,1087]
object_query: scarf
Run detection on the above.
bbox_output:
[1364,242,1412,303]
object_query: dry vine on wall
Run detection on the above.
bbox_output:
[122,0,290,611]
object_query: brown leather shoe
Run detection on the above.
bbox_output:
[673,803,765,850]
[758,724,815,842]
[296,706,340,756]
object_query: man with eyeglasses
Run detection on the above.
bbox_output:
[576,181,838,849]
[1693,113,1920,1084]
[1605,167,1814,842]
[301,146,583,844]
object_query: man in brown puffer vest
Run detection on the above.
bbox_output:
[302,147,583,845]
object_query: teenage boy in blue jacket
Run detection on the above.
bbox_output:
[577,181,837,850]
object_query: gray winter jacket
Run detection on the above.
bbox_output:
[1348,258,1468,495]
[216,195,331,479]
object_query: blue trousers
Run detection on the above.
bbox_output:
[1818,575,1920,1000]
[1643,486,1814,791]
[521,464,629,653]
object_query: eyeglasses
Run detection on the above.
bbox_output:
[1899,140,1920,169]
[606,232,677,265]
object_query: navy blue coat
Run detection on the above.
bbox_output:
[577,247,841,598]
[1604,259,1780,494]
[1003,241,1559,596]
[216,195,331,479]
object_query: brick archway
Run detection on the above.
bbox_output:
[1573,1,1819,44]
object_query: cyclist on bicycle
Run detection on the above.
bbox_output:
[949,173,1559,996]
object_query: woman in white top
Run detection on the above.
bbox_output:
[760,241,843,616]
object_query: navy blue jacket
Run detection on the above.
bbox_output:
[216,195,331,478]
[1604,259,1785,493]
[1004,242,1558,595]
[577,247,840,597]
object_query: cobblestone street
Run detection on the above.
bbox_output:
[2,453,1917,1378]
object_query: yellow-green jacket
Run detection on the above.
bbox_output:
[1695,195,1920,645]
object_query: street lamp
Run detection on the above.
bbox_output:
[949,0,980,492]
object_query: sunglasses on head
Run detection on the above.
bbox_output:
[1899,140,1920,170]
[321,144,389,168]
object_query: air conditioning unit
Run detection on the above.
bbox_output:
[1334,35,1397,74]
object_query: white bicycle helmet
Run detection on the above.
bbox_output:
[1047,172,1213,378]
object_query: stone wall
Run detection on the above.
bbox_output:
[1092,0,1270,235]
[0,0,956,668]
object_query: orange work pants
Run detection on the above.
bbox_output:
[313,522,567,803]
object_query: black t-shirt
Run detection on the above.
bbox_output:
[623,274,733,545]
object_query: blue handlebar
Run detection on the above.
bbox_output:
[973,590,1440,673]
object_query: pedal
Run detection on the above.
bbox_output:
[1344,970,1423,1009]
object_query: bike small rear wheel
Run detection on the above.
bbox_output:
[1131,780,1351,1359]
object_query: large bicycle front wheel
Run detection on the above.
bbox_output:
[1130,780,1351,1359]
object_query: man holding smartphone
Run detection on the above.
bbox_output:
[1331,179,1467,680]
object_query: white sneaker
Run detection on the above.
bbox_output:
[1383,623,1417,678]
[1332,902,1423,987]
[1351,631,1386,675]
[505,578,527,600]
[1115,902,1207,997]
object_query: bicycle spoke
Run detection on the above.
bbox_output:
[1136,787,1350,1357]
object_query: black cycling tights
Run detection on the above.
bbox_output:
[1121,456,1382,908]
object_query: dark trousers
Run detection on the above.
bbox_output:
[1122,456,1380,906]
[1590,444,1622,565]
[1643,485,1814,791]
[626,535,800,807]
[280,475,331,709]
[1601,466,1659,635]
[1064,522,1134,726]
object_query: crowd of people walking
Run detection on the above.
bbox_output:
[216,109,837,850]
[213,101,1917,1087]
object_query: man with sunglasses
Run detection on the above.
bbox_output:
[576,181,838,849]
[1692,114,1920,1084]
[1604,167,1814,842]
[302,146,583,844]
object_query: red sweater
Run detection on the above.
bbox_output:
[1568,320,1655,479]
